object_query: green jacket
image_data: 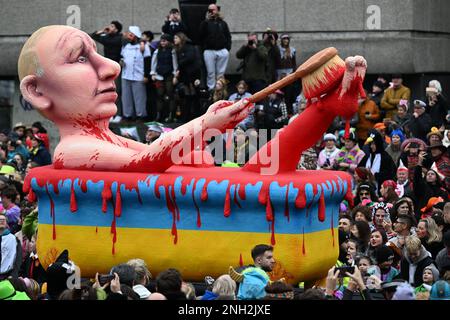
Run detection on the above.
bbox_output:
[236,43,268,82]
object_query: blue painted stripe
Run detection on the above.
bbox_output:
[32,176,348,234]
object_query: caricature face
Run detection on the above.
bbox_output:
[24,26,120,123]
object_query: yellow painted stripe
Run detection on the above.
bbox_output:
[37,224,338,284]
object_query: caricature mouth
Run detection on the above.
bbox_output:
[96,86,116,95]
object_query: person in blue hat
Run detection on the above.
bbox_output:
[429,280,450,300]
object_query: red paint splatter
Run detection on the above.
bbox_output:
[165,187,178,244]
[28,188,37,203]
[192,183,201,228]
[201,182,208,201]
[96,226,98,234]
[224,184,231,217]
[45,185,56,240]
[171,186,180,221]
[344,119,351,139]
[114,185,122,217]
[318,192,326,222]
[239,253,243,267]
[284,184,290,221]
[101,182,112,213]
[70,180,77,212]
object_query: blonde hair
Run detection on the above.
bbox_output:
[126,258,152,284]
[405,235,422,253]
[181,282,196,300]
[212,274,236,298]
[17,26,57,81]
[419,217,442,243]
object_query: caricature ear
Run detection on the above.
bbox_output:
[20,75,51,111]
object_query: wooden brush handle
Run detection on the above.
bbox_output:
[248,47,338,103]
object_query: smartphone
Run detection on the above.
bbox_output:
[99,274,115,286]
[336,266,354,277]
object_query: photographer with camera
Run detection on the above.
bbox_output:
[162,8,188,38]
[236,32,269,94]
[262,28,281,85]
[426,80,449,129]
[198,4,232,92]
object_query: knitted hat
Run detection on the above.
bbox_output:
[423,265,440,282]
[323,133,337,142]
[429,280,450,300]
[147,124,163,133]
[427,127,443,141]
[398,99,409,111]
[392,283,416,300]
[374,246,394,264]
[128,26,142,38]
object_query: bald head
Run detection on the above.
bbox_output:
[18,25,75,81]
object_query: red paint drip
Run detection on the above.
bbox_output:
[233,185,241,209]
[302,226,306,255]
[224,184,231,217]
[266,196,273,222]
[171,186,180,221]
[70,181,77,213]
[181,180,187,196]
[239,253,243,267]
[258,184,268,205]
[201,182,208,201]
[270,218,276,245]
[45,185,56,240]
[295,187,306,208]
[318,192,326,222]
[238,183,246,200]
[166,187,178,244]
[101,182,112,213]
[284,184,290,221]
[96,226,98,234]
[115,185,122,217]
[331,209,335,247]
[80,179,88,193]
[111,215,117,255]
[52,181,59,195]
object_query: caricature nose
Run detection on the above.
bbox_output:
[92,53,120,81]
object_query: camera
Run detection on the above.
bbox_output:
[98,274,115,286]
[335,265,355,277]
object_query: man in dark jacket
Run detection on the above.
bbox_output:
[162,8,188,37]
[399,236,435,287]
[91,21,126,118]
[90,21,124,63]
[198,4,232,91]
[409,100,432,142]
[236,32,269,94]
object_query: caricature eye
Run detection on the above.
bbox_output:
[77,55,88,63]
